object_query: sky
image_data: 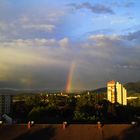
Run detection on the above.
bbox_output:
[0,0,140,91]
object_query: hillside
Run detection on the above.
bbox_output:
[92,81,140,96]
[93,87,107,93]
[0,81,140,96]
[124,81,140,95]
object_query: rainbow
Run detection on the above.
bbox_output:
[66,62,76,93]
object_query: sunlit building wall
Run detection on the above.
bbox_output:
[107,80,116,103]
[122,88,127,105]
[116,82,122,104]
[107,81,127,105]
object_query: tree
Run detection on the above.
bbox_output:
[73,94,96,121]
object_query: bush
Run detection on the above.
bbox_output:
[28,105,59,121]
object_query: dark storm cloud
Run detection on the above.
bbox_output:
[0,66,68,90]
[68,2,114,14]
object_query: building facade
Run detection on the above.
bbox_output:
[107,81,127,105]
[0,95,12,116]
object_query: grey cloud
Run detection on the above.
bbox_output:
[88,28,114,35]
[22,24,56,32]
[124,2,135,7]
[68,2,114,14]
[76,32,140,87]
[123,30,140,40]
[113,64,140,70]
[109,1,135,8]
[0,38,69,48]
[87,33,140,68]
[0,31,140,90]
[0,46,72,89]
[0,66,68,90]
[88,34,125,50]
[0,7,66,40]
[58,38,69,48]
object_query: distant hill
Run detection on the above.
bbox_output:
[1,81,140,96]
[124,81,140,95]
[0,89,43,95]
[93,87,107,93]
[0,88,65,95]
[92,81,140,96]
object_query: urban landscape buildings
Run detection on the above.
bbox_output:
[0,80,128,118]
[107,80,127,105]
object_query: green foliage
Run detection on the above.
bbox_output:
[13,92,140,123]
[115,105,131,121]
[73,111,86,120]
[73,111,96,121]
[76,94,95,107]
[66,96,76,106]
[73,94,96,121]
[28,105,58,121]
[128,98,140,107]
[25,95,41,107]
[12,101,29,120]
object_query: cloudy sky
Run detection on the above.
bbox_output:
[0,0,140,90]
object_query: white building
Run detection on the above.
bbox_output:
[122,88,127,105]
[116,82,122,104]
[107,81,127,105]
[0,95,12,115]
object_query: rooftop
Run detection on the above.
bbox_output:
[0,124,140,140]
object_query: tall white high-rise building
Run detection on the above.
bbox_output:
[116,82,122,104]
[107,81,127,105]
[122,88,127,105]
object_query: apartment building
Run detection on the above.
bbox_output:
[0,95,12,115]
[107,81,127,105]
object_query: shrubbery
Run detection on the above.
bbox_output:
[13,93,140,123]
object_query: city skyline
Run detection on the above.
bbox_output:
[0,0,140,90]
